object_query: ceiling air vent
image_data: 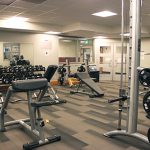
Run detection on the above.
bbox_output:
[0,0,16,5]
[22,0,47,4]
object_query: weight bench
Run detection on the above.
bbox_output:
[35,65,66,104]
[70,72,104,98]
[44,65,59,99]
[0,79,62,150]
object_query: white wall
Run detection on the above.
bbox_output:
[20,43,34,65]
[0,31,59,67]
[141,38,150,67]
[59,40,77,57]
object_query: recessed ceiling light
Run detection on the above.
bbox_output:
[6,17,29,22]
[92,11,117,17]
[45,31,61,35]
[61,39,72,42]
[120,33,130,36]
[93,36,107,39]
[3,17,28,28]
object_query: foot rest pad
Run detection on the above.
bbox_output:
[31,100,66,107]
[23,135,61,150]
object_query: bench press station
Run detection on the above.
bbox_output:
[0,78,62,149]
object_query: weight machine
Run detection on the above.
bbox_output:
[104,0,150,146]
[70,72,104,98]
[57,64,67,85]
[138,67,150,142]
[0,79,62,149]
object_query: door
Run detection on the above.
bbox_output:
[95,43,129,81]
[99,44,114,80]
[113,43,129,81]
[80,46,93,63]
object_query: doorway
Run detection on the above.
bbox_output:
[98,43,128,81]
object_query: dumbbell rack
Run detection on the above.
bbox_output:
[0,65,45,93]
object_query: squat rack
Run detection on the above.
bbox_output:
[104,0,150,144]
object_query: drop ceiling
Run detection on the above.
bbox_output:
[0,0,150,38]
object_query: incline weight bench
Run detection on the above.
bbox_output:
[0,79,62,150]
[70,72,104,98]
[36,65,66,104]
[44,65,59,100]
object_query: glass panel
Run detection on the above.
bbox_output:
[3,43,20,60]
[99,45,113,78]
[58,38,94,64]
[1,42,34,66]
[100,46,111,54]
[100,57,111,64]
[116,46,127,54]
[113,45,128,81]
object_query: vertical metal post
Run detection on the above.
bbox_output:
[66,59,70,75]
[27,91,35,130]
[128,0,141,133]
[118,0,125,130]
[84,58,89,72]
[120,0,125,92]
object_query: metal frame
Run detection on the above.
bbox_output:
[104,0,150,145]
[70,80,99,98]
[0,80,61,149]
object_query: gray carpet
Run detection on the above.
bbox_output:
[0,81,150,150]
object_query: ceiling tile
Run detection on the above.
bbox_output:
[22,0,47,4]
[3,6,26,12]
[0,0,16,5]
[0,4,6,10]
[32,4,57,12]
[21,10,46,16]
[11,0,37,9]
[0,11,20,16]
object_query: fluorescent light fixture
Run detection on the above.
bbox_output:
[62,39,72,42]
[93,36,107,39]
[120,33,130,37]
[6,16,29,22]
[92,11,117,17]
[45,31,61,35]
[2,17,28,28]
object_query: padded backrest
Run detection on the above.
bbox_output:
[44,65,58,82]
[76,72,90,79]
[12,78,48,91]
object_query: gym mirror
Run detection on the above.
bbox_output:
[0,42,34,66]
[59,38,94,63]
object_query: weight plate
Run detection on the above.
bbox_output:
[147,128,150,143]
[139,68,150,87]
[143,91,150,116]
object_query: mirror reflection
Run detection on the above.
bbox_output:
[58,38,94,64]
[0,42,34,66]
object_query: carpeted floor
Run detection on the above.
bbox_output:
[0,81,150,150]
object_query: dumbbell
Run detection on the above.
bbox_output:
[2,67,8,73]
[0,68,3,75]
[2,74,12,84]
[39,65,43,71]
[34,65,38,71]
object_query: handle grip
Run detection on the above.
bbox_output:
[108,96,127,103]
